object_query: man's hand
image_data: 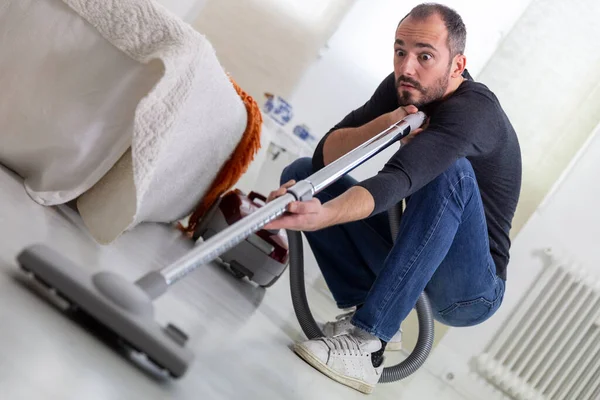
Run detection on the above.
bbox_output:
[388,104,419,125]
[264,180,374,232]
[264,180,333,232]
[264,197,331,232]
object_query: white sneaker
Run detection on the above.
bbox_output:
[321,311,403,351]
[293,329,384,394]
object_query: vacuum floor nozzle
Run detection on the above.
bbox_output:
[17,244,194,378]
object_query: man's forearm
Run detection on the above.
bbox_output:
[322,112,395,166]
[322,186,375,227]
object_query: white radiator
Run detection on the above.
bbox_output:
[475,250,600,400]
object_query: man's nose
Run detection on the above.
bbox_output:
[397,54,418,77]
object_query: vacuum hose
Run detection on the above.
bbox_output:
[287,202,435,383]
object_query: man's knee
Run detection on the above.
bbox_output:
[280,157,314,186]
[422,158,477,196]
[441,157,475,181]
[407,157,479,212]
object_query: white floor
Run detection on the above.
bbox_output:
[0,165,469,400]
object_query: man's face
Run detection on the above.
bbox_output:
[393,14,454,107]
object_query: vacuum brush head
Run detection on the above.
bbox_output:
[17,244,194,378]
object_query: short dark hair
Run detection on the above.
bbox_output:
[399,3,466,58]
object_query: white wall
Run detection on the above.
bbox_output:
[475,0,600,233]
[192,0,355,100]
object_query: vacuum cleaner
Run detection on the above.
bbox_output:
[192,189,290,288]
[16,111,433,382]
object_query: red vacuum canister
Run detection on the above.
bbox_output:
[193,189,290,288]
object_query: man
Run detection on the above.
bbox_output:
[266,3,521,394]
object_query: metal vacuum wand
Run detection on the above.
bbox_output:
[157,111,426,286]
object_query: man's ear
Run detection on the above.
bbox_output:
[451,54,467,78]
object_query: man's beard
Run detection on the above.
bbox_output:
[396,73,450,108]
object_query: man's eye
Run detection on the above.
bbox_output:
[396,50,405,57]
[421,54,433,61]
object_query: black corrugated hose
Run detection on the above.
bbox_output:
[287,201,434,383]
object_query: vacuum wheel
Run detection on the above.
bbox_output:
[148,357,182,379]
[229,268,246,280]
[20,266,76,311]
[121,340,183,379]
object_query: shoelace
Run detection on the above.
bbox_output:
[322,334,365,357]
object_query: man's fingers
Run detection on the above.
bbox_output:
[267,180,296,202]
[282,179,296,189]
[403,105,418,114]
[287,198,321,214]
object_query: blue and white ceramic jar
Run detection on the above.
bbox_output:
[263,93,294,126]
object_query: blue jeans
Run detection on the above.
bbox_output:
[281,158,505,342]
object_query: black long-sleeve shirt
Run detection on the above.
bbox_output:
[312,71,522,280]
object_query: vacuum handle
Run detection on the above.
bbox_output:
[157,111,426,286]
[248,191,267,205]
